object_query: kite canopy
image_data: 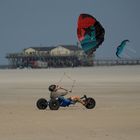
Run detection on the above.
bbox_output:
[116,40,130,58]
[77,13,105,57]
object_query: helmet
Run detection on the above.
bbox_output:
[48,84,57,92]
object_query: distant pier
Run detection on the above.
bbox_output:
[5,53,140,68]
[6,53,82,68]
[93,59,140,66]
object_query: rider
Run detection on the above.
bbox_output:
[49,84,85,105]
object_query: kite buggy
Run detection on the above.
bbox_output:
[36,94,96,110]
[36,84,96,110]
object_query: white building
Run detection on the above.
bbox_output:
[24,45,83,56]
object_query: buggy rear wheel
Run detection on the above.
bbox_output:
[85,97,96,109]
[49,99,60,110]
[36,98,48,110]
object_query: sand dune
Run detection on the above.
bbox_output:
[0,66,140,140]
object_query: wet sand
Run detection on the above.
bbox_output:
[0,66,140,140]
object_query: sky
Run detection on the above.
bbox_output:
[0,0,140,64]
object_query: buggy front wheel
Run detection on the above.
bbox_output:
[85,98,96,109]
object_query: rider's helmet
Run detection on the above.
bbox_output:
[48,84,57,92]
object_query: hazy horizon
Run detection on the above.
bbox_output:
[0,0,140,64]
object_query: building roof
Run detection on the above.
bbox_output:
[58,45,82,51]
[28,46,56,51]
[26,45,82,51]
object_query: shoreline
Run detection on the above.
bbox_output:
[0,66,140,140]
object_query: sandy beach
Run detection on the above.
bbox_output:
[0,66,140,140]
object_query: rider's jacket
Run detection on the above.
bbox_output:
[50,91,68,99]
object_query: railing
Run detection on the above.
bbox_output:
[93,59,140,66]
[6,53,140,67]
[6,53,82,58]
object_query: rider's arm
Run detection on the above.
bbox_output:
[52,90,68,97]
[56,85,68,91]
[56,85,69,96]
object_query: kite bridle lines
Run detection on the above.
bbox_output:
[57,72,76,92]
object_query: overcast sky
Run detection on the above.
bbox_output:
[0,0,140,64]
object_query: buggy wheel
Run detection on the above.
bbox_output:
[49,99,60,110]
[36,98,48,110]
[85,98,96,109]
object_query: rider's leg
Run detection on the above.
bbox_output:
[59,96,71,106]
[70,96,85,105]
